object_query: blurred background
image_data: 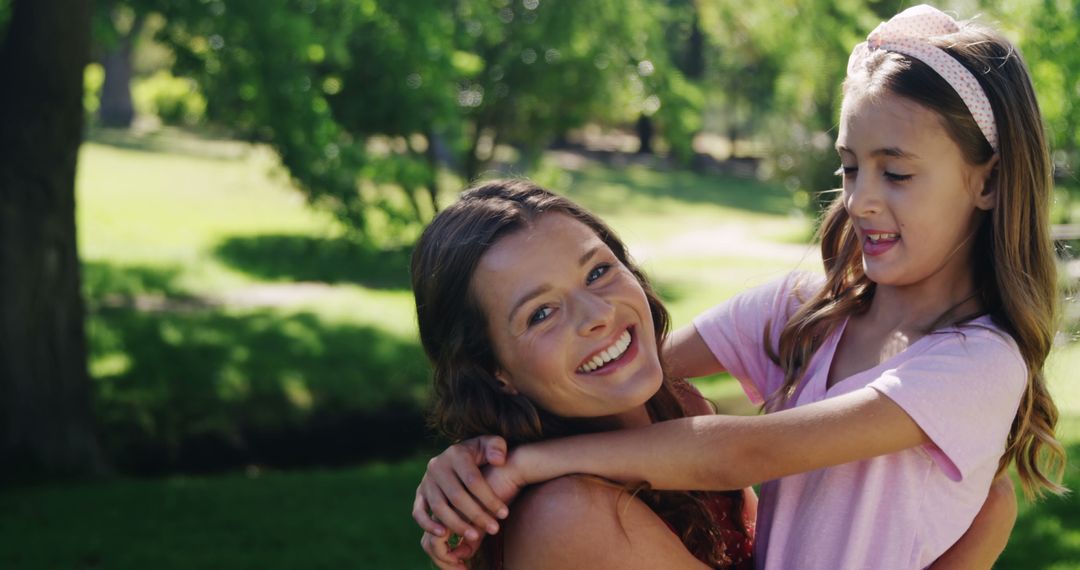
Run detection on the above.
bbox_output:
[0,0,1077,568]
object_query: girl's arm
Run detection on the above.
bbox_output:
[413,354,921,539]
[504,387,927,491]
[662,324,726,379]
[927,476,1018,569]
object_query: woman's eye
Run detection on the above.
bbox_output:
[884,171,913,182]
[528,306,553,326]
[835,165,857,178]
[587,263,611,284]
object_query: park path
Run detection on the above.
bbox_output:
[631,225,817,264]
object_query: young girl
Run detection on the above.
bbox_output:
[414,4,1065,568]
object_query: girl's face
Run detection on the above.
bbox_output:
[471,213,663,427]
[836,89,997,291]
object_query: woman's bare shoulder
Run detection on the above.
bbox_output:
[500,476,708,570]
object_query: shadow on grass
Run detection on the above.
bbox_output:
[84,261,188,301]
[214,234,411,290]
[999,425,1080,568]
[84,261,433,475]
[87,126,251,162]
[566,163,796,217]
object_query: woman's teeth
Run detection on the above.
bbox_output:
[578,329,632,373]
[867,233,900,244]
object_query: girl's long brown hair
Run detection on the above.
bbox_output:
[767,21,1066,498]
[412,179,748,567]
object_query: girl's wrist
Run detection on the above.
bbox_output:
[507,441,566,486]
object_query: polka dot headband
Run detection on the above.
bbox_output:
[847,4,998,151]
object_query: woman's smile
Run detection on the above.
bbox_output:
[576,326,638,375]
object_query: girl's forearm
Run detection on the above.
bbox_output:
[508,388,926,491]
[511,414,755,490]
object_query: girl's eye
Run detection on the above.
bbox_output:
[586,263,611,284]
[528,306,553,326]
[835,165,857,178]
[884,171,913,182]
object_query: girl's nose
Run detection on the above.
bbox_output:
[575,291,616,336]
[845,173,882,218]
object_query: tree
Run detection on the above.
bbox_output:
[141,0,698,236]
[1019,0,1080,182]
[0,0,105,477]
[94,0,147,128]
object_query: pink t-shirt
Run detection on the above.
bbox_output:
[692,272,1026,570]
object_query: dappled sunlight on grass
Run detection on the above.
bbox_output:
[77,141,336,260]
[558,162,811,248]
[1048,341,1080,416]
[85,261,429,473]
[645,254,820,325]
[565,162,795,216]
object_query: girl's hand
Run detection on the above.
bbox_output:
[413,435,511,541]
[420,531,482,570]
[418,464,527,569]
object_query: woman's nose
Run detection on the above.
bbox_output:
[575,291,616,336]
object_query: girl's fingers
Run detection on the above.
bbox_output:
[423,480,482,542]
[449,535,484,560]
[422,531,467,570]
[429,461,497,537]
[477,435,508,466]
[412,488,446,536]
[451,448,509,525]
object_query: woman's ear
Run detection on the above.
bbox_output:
[494,369,518,395]
[974,156,999,211]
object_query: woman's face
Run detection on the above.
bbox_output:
[471,213,663,426]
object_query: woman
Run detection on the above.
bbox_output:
[411,179,754,569]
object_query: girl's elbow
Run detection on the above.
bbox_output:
[702,439,760,490]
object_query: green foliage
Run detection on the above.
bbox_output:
[691,1,882,214]
[114,0,704,237]
[83,62,105,115]
[1016,0,1080,180]
[132,69,206,125]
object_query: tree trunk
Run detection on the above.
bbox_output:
[636,114,654,154]
[422,129,441,214]
[0,0,105,478]
[98,14,142,128]
[464,122,486,183]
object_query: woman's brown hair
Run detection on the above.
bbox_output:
[766,21,1066,498]
[411,179,748,567]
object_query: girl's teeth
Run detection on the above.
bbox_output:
[868,233,899,244]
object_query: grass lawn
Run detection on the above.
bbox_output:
[2,128,1076,568]
[0,459,433,570]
